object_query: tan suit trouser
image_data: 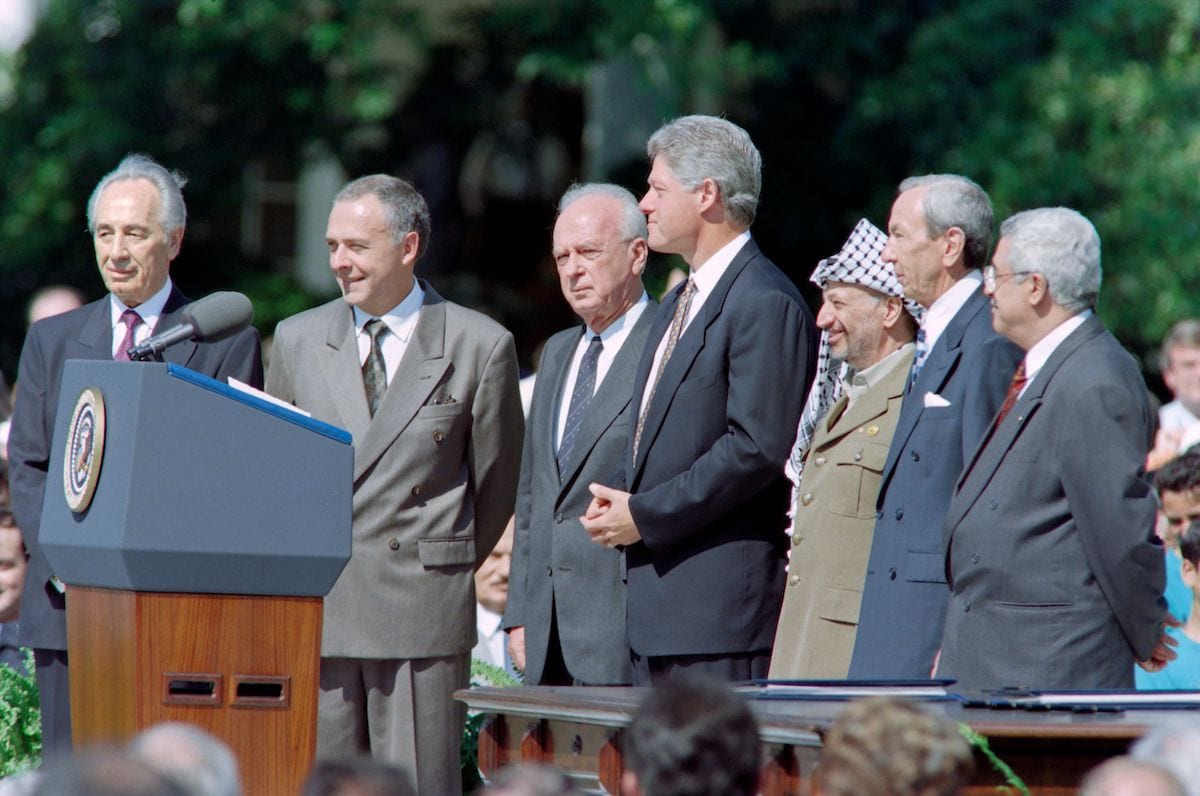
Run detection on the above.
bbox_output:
[318,654,469,795]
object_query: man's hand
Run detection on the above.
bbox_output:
[506,626,526,673]
[1136,612,1182,673]
[581,483,642,547]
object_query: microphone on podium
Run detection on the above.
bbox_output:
[127,291,254,361]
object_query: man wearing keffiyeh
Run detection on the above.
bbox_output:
[770,219,920,678]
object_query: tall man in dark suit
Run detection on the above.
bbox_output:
[504,184,655,686]
[8,153,263,755]
[937,207,1174,689]
[582,115,818,685]
[849,175,1022,679]
[266,175,522,793]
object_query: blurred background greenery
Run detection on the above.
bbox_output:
[2,0,1199,396]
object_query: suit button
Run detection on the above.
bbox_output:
[411,485,421,497]
[547,566,552,576]
[388,538,400,551]
[853,450,863,462]
[971,553,980,564]
[792,534,802,547]
[911,451,920,462]
[814,456,826,466]
[876,510,883,520]
[988,500,999,510]
[895,509,903,521]
[789,574,801,586]
[801,493,814,506]
[554,513,563,523]
[963,601,971,612]
[888,568,897,580]
[433,430,445,443]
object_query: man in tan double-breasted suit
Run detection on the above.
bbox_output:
[267,175,522,793]
[770,219,919,679]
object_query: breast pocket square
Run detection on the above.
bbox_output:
[923,392,952,408]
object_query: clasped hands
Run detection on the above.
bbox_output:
[580,483,642,548]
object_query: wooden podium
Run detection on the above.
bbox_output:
[42,362,353,795]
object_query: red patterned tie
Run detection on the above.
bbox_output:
[113,309,143,361]
[994,361,1027,426]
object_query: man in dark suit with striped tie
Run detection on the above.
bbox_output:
[582,116,818,685]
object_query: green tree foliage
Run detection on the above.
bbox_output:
[851,0,1200,365]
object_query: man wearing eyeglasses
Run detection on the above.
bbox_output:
[849,175,1022,679]
[936,207,1173,689]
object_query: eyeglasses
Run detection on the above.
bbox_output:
[983,265,1036,291]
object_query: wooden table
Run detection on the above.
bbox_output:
[456,686,1178,795]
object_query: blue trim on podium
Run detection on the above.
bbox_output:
[167,363,352,445]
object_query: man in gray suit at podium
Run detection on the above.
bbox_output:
[267,174,523,794]
[8,153,263,756]
[504,183,655,686]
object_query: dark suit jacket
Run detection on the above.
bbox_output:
[9,288,263,651]
[937,316,1164,690]
[504,304,656,684]
[849,285,1022,678]
[624,239,817,657]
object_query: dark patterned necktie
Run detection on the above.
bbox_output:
[362,318,389,416]
[113,309,143,361]
[994,361,1028,426]
[907,327,928,392]
[558,334,603,468]
[634,278,696,459]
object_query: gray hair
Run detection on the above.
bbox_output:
[335,174,432,259]
[898,174,993,269]
[129,722,242,796]
[999,207,1101,313]
[557,183,648,241]
[1161,319,1200,372]
[647,115,761,228]
[87,153,188,236]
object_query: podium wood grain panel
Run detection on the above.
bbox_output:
[68,586,322,796]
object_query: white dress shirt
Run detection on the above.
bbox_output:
[351,278,425,386]
[109,278,174,358]
[919,270,984,355]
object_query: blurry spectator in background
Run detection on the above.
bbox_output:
[474,523,519,679]
[27,285,86,327]
[483,764,581,796]
[621,677,760,796]
[1138,520,1200,690]
[1151,320,1200,470]
[0,504,27,673]
[301,759,415,796]
[1131,717,1200,796]
[129,722,242,796]
[31,749,187,796]
[1080,757,1185,796]
[814,697,973,796]
[1153,452,1200,623]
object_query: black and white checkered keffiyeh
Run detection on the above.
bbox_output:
[785,219,923,493]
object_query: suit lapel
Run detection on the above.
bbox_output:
[944,316,1104,537]
[877,288,988,497]
[558,305,656,492]
[159,287,199,366]
[75,299,116,358]
[319,302,373,443]
[352,284,451,482]
[537,330,576,474]
[632,241,758,481]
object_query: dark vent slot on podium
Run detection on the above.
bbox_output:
[162,673,222,706]
[231,675,291,709]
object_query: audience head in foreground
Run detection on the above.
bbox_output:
[621,676,760,796]
[815,697,974,796]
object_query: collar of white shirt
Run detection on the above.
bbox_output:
[920,271,984,353]
[351,278,425,342]
[109,278,174,355]
[1022,309,1092,389]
